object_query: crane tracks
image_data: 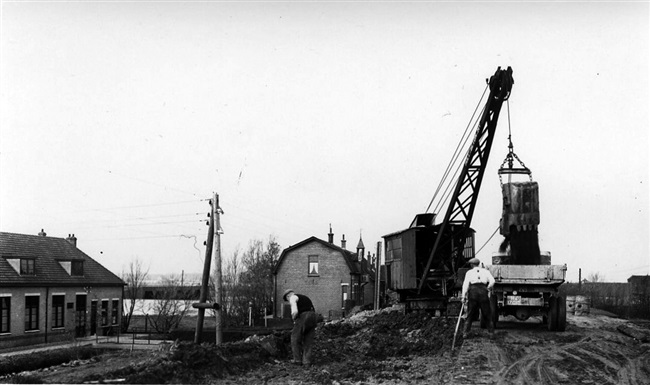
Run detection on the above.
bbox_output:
[451,316,650,385]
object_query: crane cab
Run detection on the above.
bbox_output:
[383,213,475,313]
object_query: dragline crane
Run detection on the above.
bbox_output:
[382,67,514,314]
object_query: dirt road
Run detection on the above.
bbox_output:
[453,314,650,385]
[219,311,650,385]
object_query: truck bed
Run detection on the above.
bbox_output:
[488,264,566,285]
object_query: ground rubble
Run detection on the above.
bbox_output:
[4,307,462,384]
[3,310,650,384]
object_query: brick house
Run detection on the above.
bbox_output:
[628,275,650,318]
[273,227,376,320]
[0,230,125,349]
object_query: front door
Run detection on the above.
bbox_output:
[75,294,87,338]
[90,300,98,335]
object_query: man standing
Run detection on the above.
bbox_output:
[283,289,318,367]
[461,258,495,338]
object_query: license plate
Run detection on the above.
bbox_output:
[507,295,522,305]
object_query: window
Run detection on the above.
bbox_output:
[52,295,65,328]
[71,261,84,276]
[20,259,35,275]
[341,284,349,308]
[111,300,119,325]
[308,255,319,276]
[385,238,402,262]
[58,260,84,276]
[25,296,39,331]
[0,297,10,333]
[101,300,108,326]
[353,283,360,302]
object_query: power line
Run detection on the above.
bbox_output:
[61,212,204,226]
[85,234,198,241]
[76,199,206,212]
[86,219,204,229]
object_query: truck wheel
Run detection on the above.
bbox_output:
[491,295,498,329]
[556,296,567,332]
[548,297,558,331]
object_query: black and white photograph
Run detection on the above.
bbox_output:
[1,1,648,384]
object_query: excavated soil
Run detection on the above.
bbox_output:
[3,308,650,384]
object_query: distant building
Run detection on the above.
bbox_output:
[273,226,376,320]
[0,231,125,349]
[628,275,650,318]
[134,285,201,300]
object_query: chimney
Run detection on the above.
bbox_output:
[66,234,77,248]
[328,224,334,244]
[38,229,47,237]
[341,234,347,250]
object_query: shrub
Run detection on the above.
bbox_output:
[0,346,103,376]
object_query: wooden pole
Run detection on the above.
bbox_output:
[193,195,215,344]
[451,302,465,351]
[374,241,381,311]
[214,194,223,345]
[579,268,582,292]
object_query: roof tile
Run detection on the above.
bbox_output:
[0,232,124,287]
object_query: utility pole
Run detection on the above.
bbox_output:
[194,196,214,344]
[579,268,582,292]
[214,193,223,345]
[374,241,381,311]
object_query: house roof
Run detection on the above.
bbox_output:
[0,232,124,287]
[273,236,361,275]
[628,275,650,283]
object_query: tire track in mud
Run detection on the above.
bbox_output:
[451,317,650,385]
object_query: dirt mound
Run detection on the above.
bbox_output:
[316,310,457,363]
[6,312,648,384]
[113,310,458,383]
[5,310,461,384]
[110,340,282,384]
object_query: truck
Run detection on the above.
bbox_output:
[488,169,567,331]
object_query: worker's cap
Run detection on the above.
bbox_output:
[282,289,294,301]
[468,258,481,266]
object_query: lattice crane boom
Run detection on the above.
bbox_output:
[417,66,514,294]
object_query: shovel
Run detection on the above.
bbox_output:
[451,302,465,351]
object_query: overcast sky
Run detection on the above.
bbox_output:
[1,1,648,283]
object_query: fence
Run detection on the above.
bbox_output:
[560,282,649,319]
[95,318,170,347]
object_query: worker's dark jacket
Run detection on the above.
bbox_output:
[291,294,317,365]
[295,294,315,315]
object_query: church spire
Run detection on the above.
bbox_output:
[356,230,365,259]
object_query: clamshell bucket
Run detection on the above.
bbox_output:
[500,181,540,236]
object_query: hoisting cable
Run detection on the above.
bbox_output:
[426,84,489,214]
[475,226,500,257]
[426,85,488,214]
[432,102,487,215]
[498,99,532,185]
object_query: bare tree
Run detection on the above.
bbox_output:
[149,274,195,333]
[212,236,280,327]
[587,272,605,283]
[212,248,242,323]
[121,258,149,332]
